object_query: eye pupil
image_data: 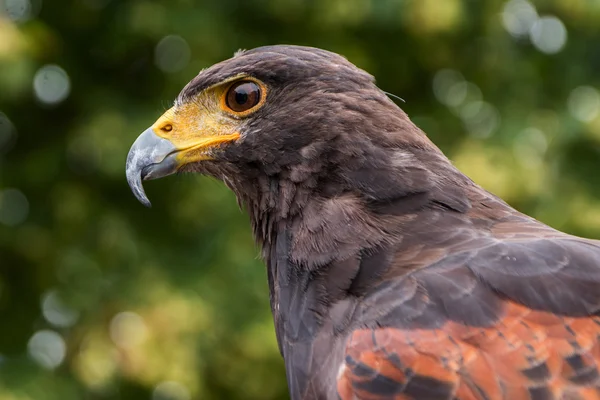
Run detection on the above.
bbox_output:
[226,81,262,113]
[235,91,248,105]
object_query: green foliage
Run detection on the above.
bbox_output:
[0,0,599,398]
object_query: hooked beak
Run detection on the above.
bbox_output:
[126,104,242,207]
[125,127,178,207]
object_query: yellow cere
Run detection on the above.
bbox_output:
[150,91,242,165]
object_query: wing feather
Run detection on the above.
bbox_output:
[337,237,600,400]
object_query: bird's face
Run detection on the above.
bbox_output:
[126,45,402,207]
[126,73,271,206]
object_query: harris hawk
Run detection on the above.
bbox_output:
[126,45,600,400]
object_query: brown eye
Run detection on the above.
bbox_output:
[226,81,261,113]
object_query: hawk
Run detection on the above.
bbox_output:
[126,45,600,400]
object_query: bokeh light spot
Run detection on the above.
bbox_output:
[33,65,71,105]
[42,290,79,328]
[154,35,191,73]
[568,86,600,123]
[0,188,29,227]
[459,83,483,109]
[502,0,538,37]
[445,81,468,108]
[406,0,463,34]
[433,69,465,106]
[109,311,148,348]
[152,381,191,400]
[3,0,32,22]
[513,127,547,168]
[74,331,118,389]
[461,101,500,138]
[530,16,567,54]
[27,330,66,370]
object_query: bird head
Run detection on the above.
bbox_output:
[126,45,465,239]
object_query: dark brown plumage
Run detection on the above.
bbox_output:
[126,45,600,400]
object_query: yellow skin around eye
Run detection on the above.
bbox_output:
[219,77,268,117]
[149,76,267,166]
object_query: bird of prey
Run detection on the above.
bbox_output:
[126,45,600,400]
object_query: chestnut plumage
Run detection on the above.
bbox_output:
[126,45,600,400]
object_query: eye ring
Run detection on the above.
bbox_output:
[222,79,266,115]
[161,124,173,132]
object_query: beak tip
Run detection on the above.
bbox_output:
[137,191,152,208]
[126,127,178,208]
[127,173,153,208]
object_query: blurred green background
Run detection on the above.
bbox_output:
[1,0,600,399]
